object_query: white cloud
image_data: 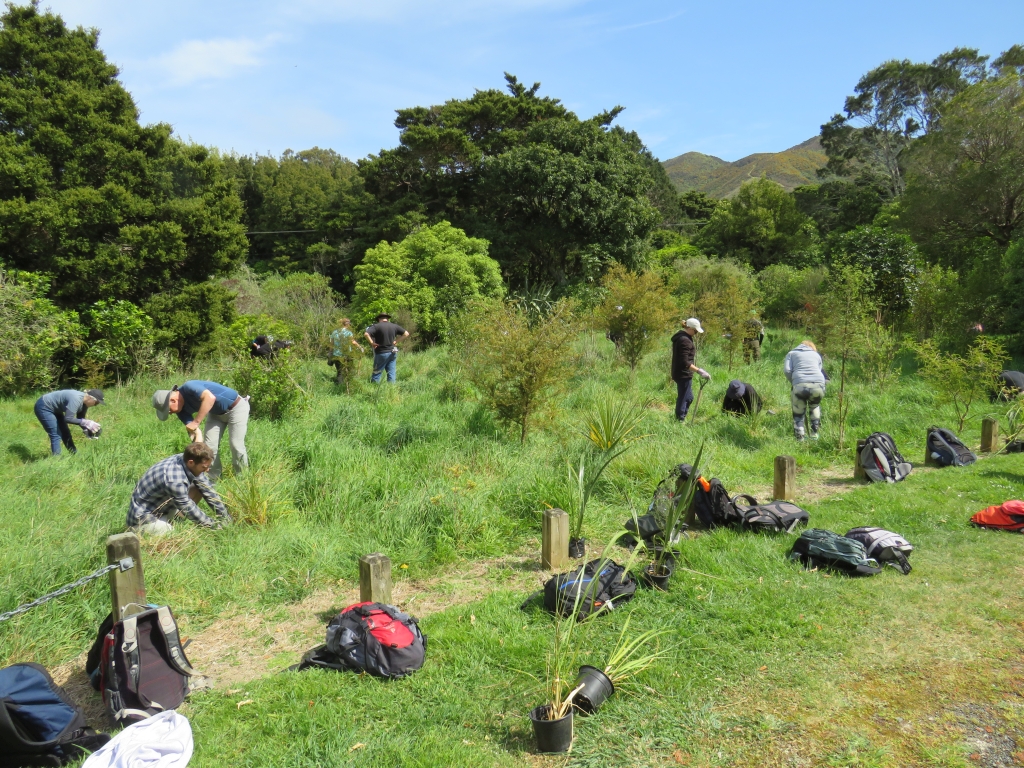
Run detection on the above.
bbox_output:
[155,37,274,87]
[283,0,587,23]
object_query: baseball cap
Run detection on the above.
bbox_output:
[152,389,173,421]
[685,318,704,334]
[86,388,105,404]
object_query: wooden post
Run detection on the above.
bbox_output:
[541,508,569,571]
[106,533,145,621]
[359,553,393,604]
[854,439,867,481]
[773,455,796,501]
[981,417,999,453]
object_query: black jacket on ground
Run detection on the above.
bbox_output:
[722,384,762,415]
[671,331,695,381]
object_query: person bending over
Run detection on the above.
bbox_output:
[33,388,104,456]
[722,380,762,416]
[784,340,826,440]
[127,442,232,535]
[152,380,249,479]
[670,318,711,421]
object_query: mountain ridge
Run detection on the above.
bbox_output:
[662,136,827,198]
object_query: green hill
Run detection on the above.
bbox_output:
[662,136,827,198]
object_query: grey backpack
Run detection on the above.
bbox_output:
[860,433,912,483]
[844,527,913,574]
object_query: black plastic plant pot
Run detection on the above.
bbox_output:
[573,665,615,714]
[642,561,674,590]
[529,704,574,753]
[568,537,586,559]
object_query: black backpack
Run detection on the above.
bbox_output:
[542,559,637,619]
[731,495,810,533]
[860,432,912,483]
[788,529,882,576]
[0,663,109,767]
[620,513,663,550]
[299,602,426,679]
[693,478,742,528]
[926,426,977,467]
[843,527,914,574]
[97,607,194,725]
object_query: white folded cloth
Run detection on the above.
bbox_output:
[83,710,193,768]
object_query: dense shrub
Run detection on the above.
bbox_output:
[352,221,504,339]
[230,351,308,421]
[0,272,81,395]
[593,264,678,370]
[669,257,760,346]
[223,267,340,357]
[80,300,155,383]
[225,314,293,356]
[144,282,237,363]
[827,225,921,325]
[757,264,826,324]
[457,298,579,442]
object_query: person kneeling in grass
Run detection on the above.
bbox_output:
[722,379,762,416]
[127,442,232,535]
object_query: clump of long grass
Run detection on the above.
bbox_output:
[219,469,293,525]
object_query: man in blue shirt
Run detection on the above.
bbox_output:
[152,380,249,479]
[33,388,104,455]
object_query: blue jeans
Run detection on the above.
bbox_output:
[675,378,694,421]
[371,350,398,383]
[34,399,75,455]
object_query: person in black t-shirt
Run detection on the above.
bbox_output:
[722,379,762,415]
[364,312,409,383]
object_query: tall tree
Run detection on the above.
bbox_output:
[902,73,1024,253]
[695,177,817,269]
[0,3,247,309]
[355,74,661,287]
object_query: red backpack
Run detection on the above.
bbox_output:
[298,602,426,679]
[970,500,1024,532]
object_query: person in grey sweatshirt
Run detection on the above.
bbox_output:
[783,340,826,440]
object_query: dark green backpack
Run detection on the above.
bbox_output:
[788,529,882,576]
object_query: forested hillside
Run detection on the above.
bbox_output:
[662,137,828,197]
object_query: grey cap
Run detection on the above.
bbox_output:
[86,388,105,404]
[726,380,746,399]
[152,389,172,421]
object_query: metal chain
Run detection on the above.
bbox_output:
[0,558,134,623]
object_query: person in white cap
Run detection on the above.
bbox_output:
[670,318,711,421]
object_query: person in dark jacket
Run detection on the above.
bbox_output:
[670,317,711,421]
[33,389,104,455]
[722,379,762,415]
[364,312,409,383]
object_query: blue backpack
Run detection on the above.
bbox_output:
[0,663,109,766]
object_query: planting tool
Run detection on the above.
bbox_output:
[689,375,709,423]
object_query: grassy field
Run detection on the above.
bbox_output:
[1,331,1023,767]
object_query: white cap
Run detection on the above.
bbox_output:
[685,318,704,334]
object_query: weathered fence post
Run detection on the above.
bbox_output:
[541,508,569,571]
[854,439,867,481]
[359,553,393,604]
[773,455,796,501]
[981,417,999,454]
[106,533,145,621]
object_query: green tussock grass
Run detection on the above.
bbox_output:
[1,331,1023,766]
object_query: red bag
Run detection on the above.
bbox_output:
[970,500,1024,532]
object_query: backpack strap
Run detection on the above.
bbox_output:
[156,606,195,677]
[120,615,142,698]
[883,547,912,575]
[731,494,757,510]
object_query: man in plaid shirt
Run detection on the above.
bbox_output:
[127,442,232,534]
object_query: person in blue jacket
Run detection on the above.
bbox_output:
[34,388,104,455]
[152,381,249,479]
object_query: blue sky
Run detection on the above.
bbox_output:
[44,0,1024,163]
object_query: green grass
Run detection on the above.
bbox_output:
[1,331,1023,766]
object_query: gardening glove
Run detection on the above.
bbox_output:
[697,368,711,381]
[80,419,100,435]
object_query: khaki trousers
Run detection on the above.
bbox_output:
[205,397,250,479]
